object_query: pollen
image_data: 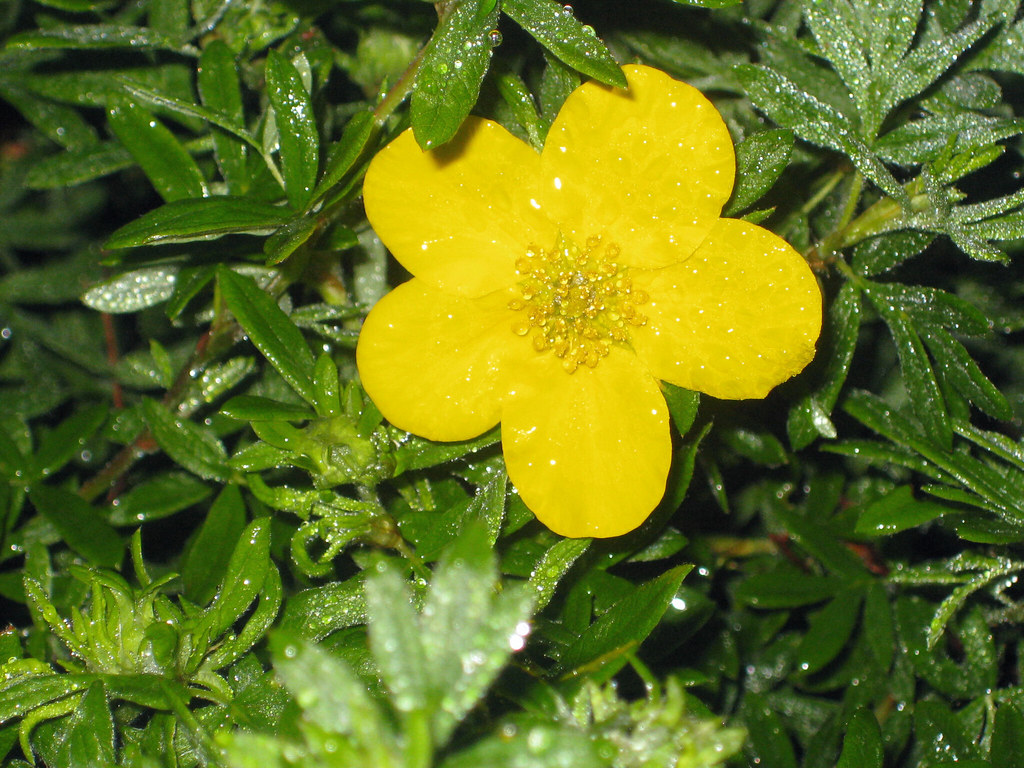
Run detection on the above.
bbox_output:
[508,234,648,373]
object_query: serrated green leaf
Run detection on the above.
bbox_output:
[922,327,1012,421]
[265,51,319,209]
[528,537,590,611]
[105,197,289,249]
[198,39,248,194]
[107,99,207,202]
[141,398,231,481]
[56,682,114,768]
[853,230,934,276]
[364,561,430,713]
[217,266,316,404]
[559,564,691,677]
[882,15,995,121]
[503,0,626,89]
[269,632,387,745]
[81,267,178,313]
[278,578,366,641]
[837,707,883,768]
[867,293,951,449]
[735,64,908,206]
[28,485,124,568]
[855,485,951,536]
[411,0,500,149]
[726,128,794,215]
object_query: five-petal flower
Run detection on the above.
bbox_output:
[357,65,822,538]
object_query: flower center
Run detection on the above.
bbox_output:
[508,234,649,373]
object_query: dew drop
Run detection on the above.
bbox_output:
[453,59,463,70]
[488,29,503,46]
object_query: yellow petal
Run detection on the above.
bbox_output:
[502,347,671,538]
[631,218,822,400]
[363,118,556,297]
[540,64,735,269]
[356,279,522,441]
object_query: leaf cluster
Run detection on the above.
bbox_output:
[2,0,1024,767]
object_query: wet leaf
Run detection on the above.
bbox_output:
[265,51,319,209]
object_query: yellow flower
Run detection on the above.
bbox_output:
[357,65,822,538]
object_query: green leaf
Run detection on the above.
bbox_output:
[867,293,951,450]
[991,703,1024,768]
[863,581,894,671]
[559,564,692,678]
[181,485,247,605]
[141,398,231,481]
[107,99,207,202]
[28,485,124,568]
[528,537,590,611]
[198,39,248,194]
[411,0,501,149]
[56,682,115,768]
[203,518,271,638]
[853,230,934,276]
[726,128,794,215]
[735,64,908,206]
[855,485,952,536]
[794,588,863,674]
[265,51,319,209]
[221,396,316,421]
[311,110,375,205]
[440,724,603,768]
[81,267,178,313]
[744,693,797,768]
[217,266,316,405]
[735,563,846,608]
[263,214,320,264]
[662,384,700,437]
[269,632,387,745]
[105,197,290,249]
[107,472,211,525]
[28,404,107,482]
[921,327,1012,421]
[496,72,544,149]
[668,0,742,6]
[6,25,197,54]
[789,282,862,449]
[278,578,366,641]
[25,142,135,190]
[837,708,883,768]
[503,0,626,89]
[0,84,98,151]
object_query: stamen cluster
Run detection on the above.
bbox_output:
[508,234,649,373]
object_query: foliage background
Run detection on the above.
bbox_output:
[2,0,1024,765]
